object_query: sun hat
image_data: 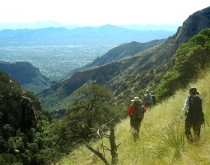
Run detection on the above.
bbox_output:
[131,97,142,103]
[189,87,199,95]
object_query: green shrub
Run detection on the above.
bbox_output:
[27,143,39,154]
[0,154,7,165]
[0,153,17,165]
[156,28,210,101]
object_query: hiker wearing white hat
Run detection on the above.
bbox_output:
[127,97,146,141]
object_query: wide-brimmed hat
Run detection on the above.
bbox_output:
[189,87,197,93]
[145,90,150,93]
[131,97,142,103]
[189,87,199,95]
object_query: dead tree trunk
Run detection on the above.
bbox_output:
[109,126,118,165]
[86,124,120,165]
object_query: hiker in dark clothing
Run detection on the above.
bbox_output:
[127,97,146,140]
[143,90,153,109]
[151,91,156,105]
[182,87,204,143]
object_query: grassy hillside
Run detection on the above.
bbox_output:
[57,69,210,165]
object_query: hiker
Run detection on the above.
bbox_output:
[127,97,146,140]
[143,90,153,108]
[150,91,156,105]
[182,87,204,143]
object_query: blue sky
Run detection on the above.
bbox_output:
[0,0,209,25]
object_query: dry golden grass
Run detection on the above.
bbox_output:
[57,69,210,165]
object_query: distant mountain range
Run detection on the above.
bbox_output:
[0,21,179,31]
[0,25,175,46]
[38,6,210,111]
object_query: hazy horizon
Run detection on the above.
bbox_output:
[0,0,209,26]
[0,21,181,31]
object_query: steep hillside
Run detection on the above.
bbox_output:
[39,6,210,111]
[57,68,210,165]
[67,40,164,76]
[0,61,50,94]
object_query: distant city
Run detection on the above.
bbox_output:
[0,45,113,80]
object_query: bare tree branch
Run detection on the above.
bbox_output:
[86,144,110,165]
[102,145,111,151]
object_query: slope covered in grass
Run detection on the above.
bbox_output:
[57,69,210,165]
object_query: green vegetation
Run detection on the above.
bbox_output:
[0,71,22,98]
[53,29,210,165]
[0,81,126,165]
[1,9,210,165]
[48,82,126,155]
[0,71,53,165]
[156,28,210,101]
[56,69,210,165]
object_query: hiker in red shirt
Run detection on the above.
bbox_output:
[128,97,146,140]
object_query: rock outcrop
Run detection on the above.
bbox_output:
[0,95,39,138]
[174,6,210,43]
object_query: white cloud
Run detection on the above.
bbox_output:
[0,0,209,25]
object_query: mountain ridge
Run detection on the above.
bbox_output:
[0,61,50,94]
[65,40,164,77]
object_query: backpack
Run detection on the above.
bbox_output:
[188,96,204,123]
[151,95,156,105]
[131,103,145,121]
[143,94,152,104]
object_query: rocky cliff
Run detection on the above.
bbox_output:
[174,6,210,43]
[0,96,38,136]
[0,71,40,137]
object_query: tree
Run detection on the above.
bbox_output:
[66,82,114,141]
[51,82,122,153]
[156,28,210,101]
